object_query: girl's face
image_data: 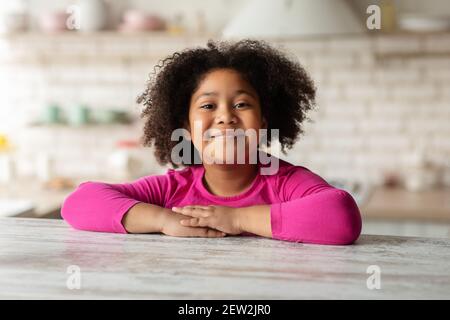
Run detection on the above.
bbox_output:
[187,68,267,164]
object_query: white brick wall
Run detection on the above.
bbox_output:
[375,35,423,53]
[1,33,450,186]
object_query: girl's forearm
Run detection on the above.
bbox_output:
[122,202,167,234]
[239,205,272,238]
[122,203,274,237]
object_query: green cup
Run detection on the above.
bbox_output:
[43,104,61,124]
[70,105,90,126]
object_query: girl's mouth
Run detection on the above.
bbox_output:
[207,130,246,139]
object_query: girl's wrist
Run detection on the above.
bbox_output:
[158,208,174,233]
[235,206,251,234]
[237,205,272,238]
[230,207,244,234]
[122,203,167,234]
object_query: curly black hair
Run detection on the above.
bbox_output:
[137,39,316,168]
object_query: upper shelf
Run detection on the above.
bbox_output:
[1,31,449,63]
[0,30,216,40]
[0,31,216,63]
[3,29,450,41]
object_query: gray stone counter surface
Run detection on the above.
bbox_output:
[0,218,449,299]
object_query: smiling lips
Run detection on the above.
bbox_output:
[209,130,245,138]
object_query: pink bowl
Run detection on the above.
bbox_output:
[123,10,145,24]
[39,12,70,33]
[121,10,165,31]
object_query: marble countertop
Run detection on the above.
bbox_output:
[1,218,449,299]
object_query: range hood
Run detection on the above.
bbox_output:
[222,0,365,38]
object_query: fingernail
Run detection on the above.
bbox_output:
[172,207,178,211]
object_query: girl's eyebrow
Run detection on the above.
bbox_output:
[235,90,257,99]
[194,92,218,102]
[194,90,256,102]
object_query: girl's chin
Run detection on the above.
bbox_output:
[201,147,257,165]
[198,136,259,164]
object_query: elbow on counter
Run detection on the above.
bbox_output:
[272,188,362,245]
[329,189,362,245]
[60,181,99,231]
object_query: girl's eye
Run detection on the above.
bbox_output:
[200,104,214,110]
[234,103,249,109]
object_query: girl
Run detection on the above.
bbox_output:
[61,40,362,245]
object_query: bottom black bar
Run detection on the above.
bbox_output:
[0,300,446,318]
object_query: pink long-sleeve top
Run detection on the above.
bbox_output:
[61,156,362,245]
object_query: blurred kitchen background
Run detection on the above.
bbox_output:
[0,0,449,238]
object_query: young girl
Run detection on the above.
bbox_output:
[61,40,362,245]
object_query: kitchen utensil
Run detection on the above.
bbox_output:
[107,140,144,180]
[402,146,439,192]
[39,11,69,33]
[43,104,61,124]
[0,0,28,34]
[35,152,54,183]
[0,154,15,184]
[0,12,28,34]
[69,104,90,126]
[77,0,107,32]
[119,10,166,32]
[93,109,130,124]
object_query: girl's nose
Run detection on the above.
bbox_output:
[215,105,237,125]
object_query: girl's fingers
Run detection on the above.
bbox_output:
[175,205,204,210]
[191,205,212,210]
[172,207,196,216]
[180,218,208,227]
[172,206,211,217]
[198,228,226,238]
[182,226,225,238]
[180,218,191,226]
[182,205,212,211]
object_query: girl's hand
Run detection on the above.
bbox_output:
[161,211,226,238]
[172,205,242,235]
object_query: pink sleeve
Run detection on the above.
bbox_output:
[270,167,362,245]
[60,174,171,234]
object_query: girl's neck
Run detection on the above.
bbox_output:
[202,163,259,197]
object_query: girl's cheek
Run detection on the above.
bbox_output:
[188,117,206,152]
[191,136,204,155]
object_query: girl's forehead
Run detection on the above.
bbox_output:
[200,68,243,82]
[194,69,256,94]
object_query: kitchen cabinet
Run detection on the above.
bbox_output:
[0,176,123,218]
[0,199,34,218]
[361,186,450,238]
[361,186,450,221]
[0,179,74,218]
